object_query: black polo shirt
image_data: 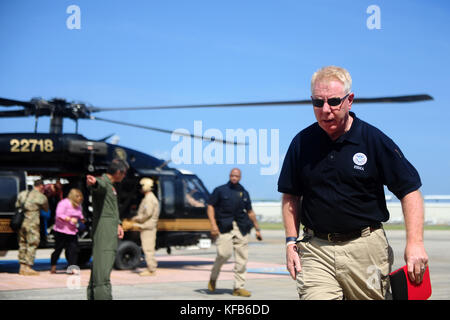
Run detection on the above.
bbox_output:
[208,182,253,236]
[278,112,422,233]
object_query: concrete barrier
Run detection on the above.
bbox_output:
[253,200,450,225]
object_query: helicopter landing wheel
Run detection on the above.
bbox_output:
[114,240,141,270]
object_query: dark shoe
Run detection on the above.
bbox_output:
[232,288,251,297]
[208,280,216,292]
[50,265,57,274]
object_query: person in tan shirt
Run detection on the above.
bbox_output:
[129,178,160,276]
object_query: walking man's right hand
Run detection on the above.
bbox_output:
[286,243,301,280]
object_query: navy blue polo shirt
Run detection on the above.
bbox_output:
[278,112,422,233]
[208,182,253,236]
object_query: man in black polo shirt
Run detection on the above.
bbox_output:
[278,65,429,300]
[207,168,262,297]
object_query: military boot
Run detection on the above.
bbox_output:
[19,263,27,275]
[23,264,40,276]
[139,269,156,276]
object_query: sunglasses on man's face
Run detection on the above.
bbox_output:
[311,93,350,108]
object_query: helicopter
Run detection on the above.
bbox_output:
[0,93,433,270]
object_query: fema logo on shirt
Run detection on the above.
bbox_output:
[353,152,367,171]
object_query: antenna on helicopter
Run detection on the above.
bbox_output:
[156,160,171,171]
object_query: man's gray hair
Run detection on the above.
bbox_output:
[311,66,352,94]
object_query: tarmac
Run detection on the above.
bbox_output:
[0,229,449,301]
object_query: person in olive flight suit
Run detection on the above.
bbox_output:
[207,168,262,297]
[86,159,128,300]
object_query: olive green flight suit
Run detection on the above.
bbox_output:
[87,174,121,300]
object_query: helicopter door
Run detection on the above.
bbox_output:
[0,171,26,215]
[0,171,26,250]
[181,176,208,218]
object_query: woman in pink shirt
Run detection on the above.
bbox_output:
[50,188,84,274]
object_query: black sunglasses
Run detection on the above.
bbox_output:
[311,93,350,108]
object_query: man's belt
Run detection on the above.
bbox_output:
[305,223,382,243]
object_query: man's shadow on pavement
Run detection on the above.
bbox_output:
[195,288,235,296]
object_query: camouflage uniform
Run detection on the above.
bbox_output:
[132,192,160,272]
[16,189,49,266]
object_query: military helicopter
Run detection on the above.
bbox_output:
[0,93,433,269]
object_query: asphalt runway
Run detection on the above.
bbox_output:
[0,229,448,300]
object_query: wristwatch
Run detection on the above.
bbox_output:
[286,236,297,247]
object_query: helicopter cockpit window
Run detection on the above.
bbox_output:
[0,176,19,213]
[183,177,207,208]
[162,180,175,215]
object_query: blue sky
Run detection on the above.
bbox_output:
[1,0,449,200]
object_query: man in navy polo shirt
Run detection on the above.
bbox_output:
[207,168,262,297]
[278,65,428,300]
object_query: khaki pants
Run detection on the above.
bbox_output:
[210,221,249,289]
[141,229,157,272]
[296,227,394,300]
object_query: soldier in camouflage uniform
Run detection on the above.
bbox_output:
[16,179,49,276]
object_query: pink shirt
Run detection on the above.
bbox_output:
[54,198,84,235]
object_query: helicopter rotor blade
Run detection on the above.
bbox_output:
[89,94,433,112]
[0,110,30,118]
[353,94,433,103]
[0,97,35,109]
[88,100,311,112]
[90,116,247,145]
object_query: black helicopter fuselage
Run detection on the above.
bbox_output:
[0,133,212,268]
[0,133,164,173]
